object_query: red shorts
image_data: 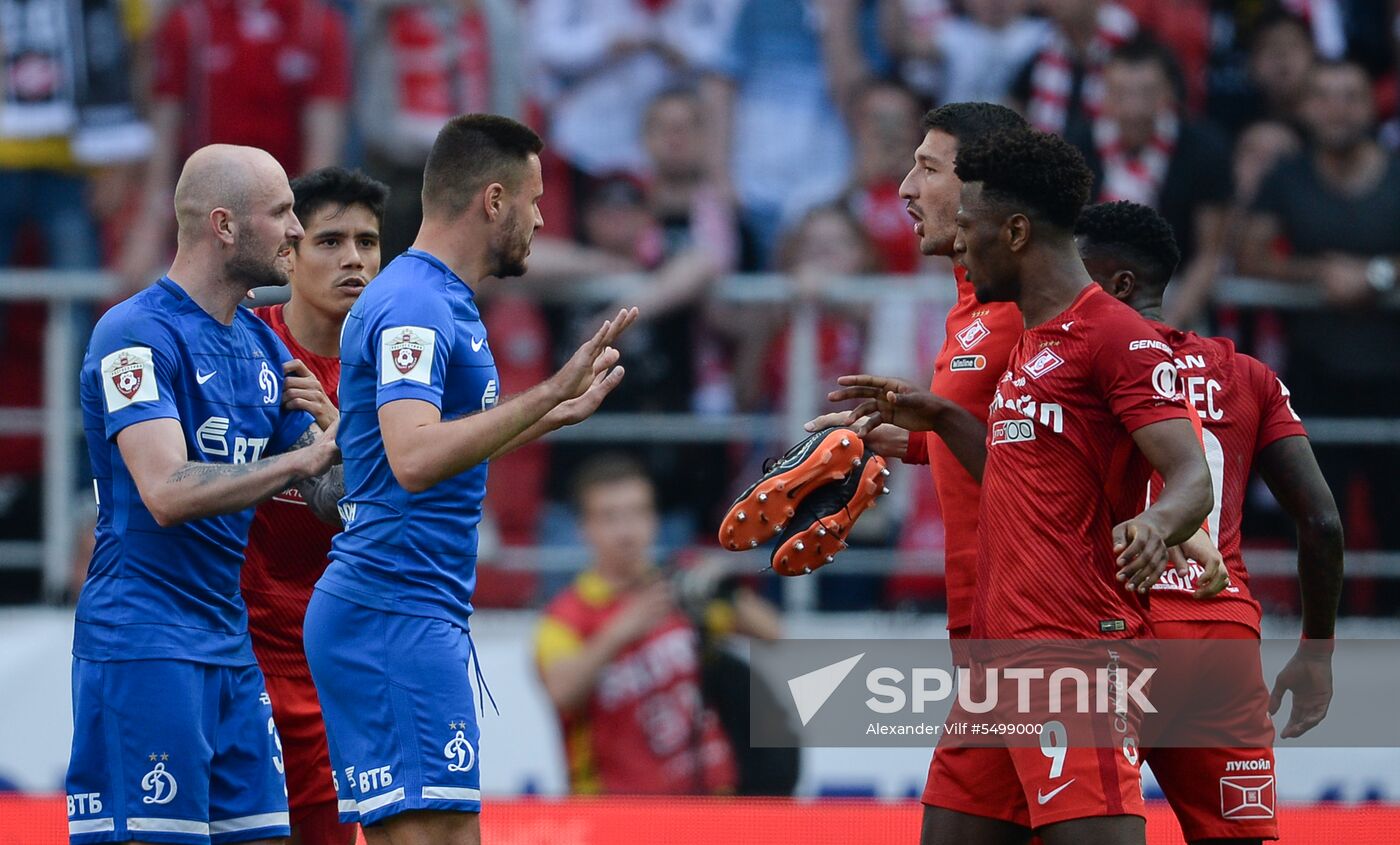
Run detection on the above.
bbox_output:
[923,735,1146,830]
[1144,620,1278,842]
[922,641,1149,830]
[263,672,358,844]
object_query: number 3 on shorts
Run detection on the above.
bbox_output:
[1040,720,1068,779]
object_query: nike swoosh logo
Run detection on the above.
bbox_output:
[1037,779,1076,805]
[196,370,217,385]
[471,336,487,352]
[1062,321,1075,331]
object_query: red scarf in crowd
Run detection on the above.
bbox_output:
[1093,110,1179,206]
[1027,2,1136,135]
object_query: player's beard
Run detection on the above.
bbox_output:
[488,208,531,279]
[227,234,293,290]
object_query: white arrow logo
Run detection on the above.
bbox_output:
[788,653,864,726]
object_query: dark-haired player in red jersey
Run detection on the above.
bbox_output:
[1077,200,1344,845]
[804,101,1027,638]
[243,167,389,845]
[835,130,1212,845]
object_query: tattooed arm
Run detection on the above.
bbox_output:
[117,417,339,528]
[289,425,346,526]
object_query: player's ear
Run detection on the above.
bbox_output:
[1005,213,1031,253]
[210,208,236,245]
[1112,270,1136,300]
[483,183,504,222]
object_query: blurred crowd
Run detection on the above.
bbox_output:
[3,0,1400,613]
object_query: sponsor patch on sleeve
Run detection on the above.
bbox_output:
[1152,361,1179,400]
[100,346,159,412]
[950,354,986,372]
[380,326,437,386]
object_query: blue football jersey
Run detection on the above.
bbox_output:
[319,249,500,629]
[76,278,314,665]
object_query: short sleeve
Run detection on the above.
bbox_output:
[90,311,181,440]
[534,614,584,670]
[1091,311,1191,433]
[1243,355,1308,454]
[309,4,351,102]
[368,291,456,410]
[151,7,188,100]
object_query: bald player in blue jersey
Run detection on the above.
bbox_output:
[67,145,343,845]
[304,116,637,845]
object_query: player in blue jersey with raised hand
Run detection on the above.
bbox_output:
[67,144,343,845]
[304,115,637,845]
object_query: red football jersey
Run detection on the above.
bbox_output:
[152,0,350,174]
[972,285,1193,639]
[906,265,1022,631]
[1145,324,1308,633]
[537,574,737,795]
[242,304,341,678]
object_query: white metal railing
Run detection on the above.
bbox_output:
[0,270,1397,604]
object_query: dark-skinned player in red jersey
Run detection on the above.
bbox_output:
[242,167,389,845]
[1076,200,1344,845]
[804,101,1027,636]
[834,130,1212,845]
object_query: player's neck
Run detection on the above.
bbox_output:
[281,297,341,358]
[165,258,250,326]
[1134,301,1165,324]
[412,222,493,285]
[1016,244,1095,329]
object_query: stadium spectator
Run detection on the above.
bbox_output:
[1238,59,1400,548]
[1011,0,1139,139]
[528,0,740,180]
[1232,120,1304,206]
[642,87,749,272]
[534,457,738,795]
[0,0,151,573]
[1211,9,1318,139]
[119,0,351,288]
[882,0,1049,107]
[357,0,525,261]
[1071,37,1232,326]
[1118,0,1209,113]
[703,0,888,260]
[540,171,730,541]
[842,80,924,274]
[734,204,875,414]
[0,0,150,270]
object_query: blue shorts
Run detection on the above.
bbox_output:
[65,658,290,844]
[303,589,482,827]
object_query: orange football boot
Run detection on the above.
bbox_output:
[718,427,866,552]
[770,449,890,576]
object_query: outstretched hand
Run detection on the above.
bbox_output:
[803,412,910,459]
[828,375,948,435]
[553,307,639,402]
